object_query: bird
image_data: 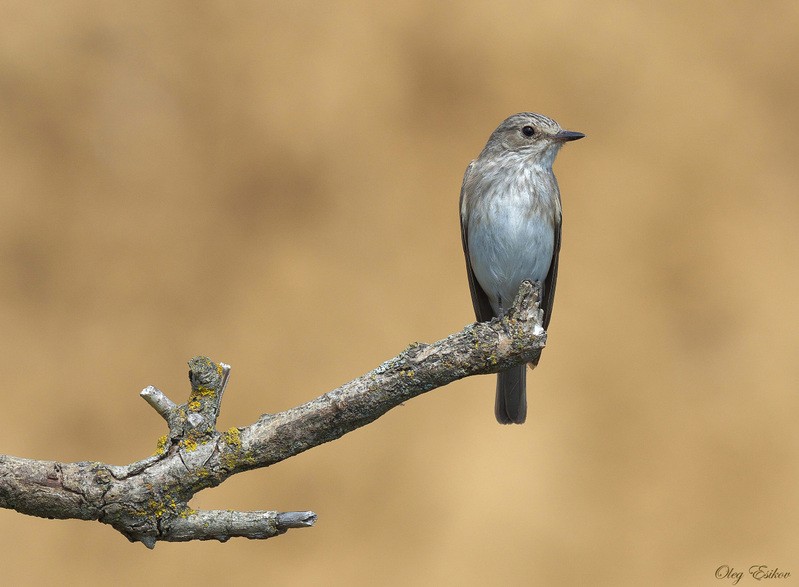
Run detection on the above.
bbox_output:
[459,112,584,424]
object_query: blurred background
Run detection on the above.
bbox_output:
[1,1,797,585]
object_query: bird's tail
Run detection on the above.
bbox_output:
[495,364,527,424]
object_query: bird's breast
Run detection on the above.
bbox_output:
[466,165,559,313]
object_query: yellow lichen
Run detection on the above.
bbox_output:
[153,435,168,456]
[222,427,242,448]
[146,495,193,520]
[219,427,245,469]
[192,386,216,398]
[181,436,198,452]
[148,499,167,518]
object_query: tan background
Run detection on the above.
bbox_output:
[1,1,797,585]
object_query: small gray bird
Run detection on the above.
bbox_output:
[459,112,584,424]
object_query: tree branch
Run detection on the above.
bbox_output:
[0,281,545,547]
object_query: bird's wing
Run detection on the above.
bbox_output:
[541,214,561,330]
[460,161,495,322]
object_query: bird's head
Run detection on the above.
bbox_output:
[482,112,584,167]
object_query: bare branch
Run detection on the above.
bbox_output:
[163,510,318,544]
[140,386,176,421]
[0,281,545,547]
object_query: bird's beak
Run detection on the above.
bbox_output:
[555,130,585,142]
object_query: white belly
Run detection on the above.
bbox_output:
[468,197,554,315]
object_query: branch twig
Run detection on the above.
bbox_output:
[0,281,545,547]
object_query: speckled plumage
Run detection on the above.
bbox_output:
[460,112,584,424]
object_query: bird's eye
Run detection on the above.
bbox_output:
[521,125,535,137]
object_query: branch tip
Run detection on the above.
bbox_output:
[151,509,317,543]
[140,386,176,421]
[507,280,542,319]
[188,356,223,392]
[216,362,231,411]
[277,511,317,528]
